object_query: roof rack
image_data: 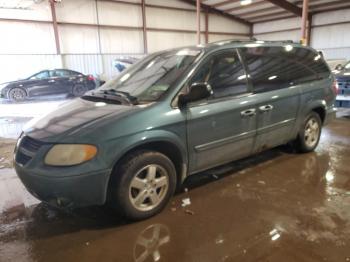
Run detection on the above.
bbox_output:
[210,39,295,45]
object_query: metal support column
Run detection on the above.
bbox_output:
[141,0,148,54]
[205,8,209,44]
[95,0,102,54]
[49,0,60,55]
[301,0,309,45]
[307,14,312,46]
[196,0,201,45]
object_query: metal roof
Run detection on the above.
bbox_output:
[183,0,350,24]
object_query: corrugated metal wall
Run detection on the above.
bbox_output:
[0,0,250,84]
[253,9,350,61]
[312,9,350,60]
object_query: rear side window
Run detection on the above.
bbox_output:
[54,70,71,77]
[240,46,330,93]
[191,49,249,99]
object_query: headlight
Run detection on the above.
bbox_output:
[45,144,97,166]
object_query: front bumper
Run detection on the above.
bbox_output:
[15,163,111,208]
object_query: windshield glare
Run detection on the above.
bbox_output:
[100,49,202,102]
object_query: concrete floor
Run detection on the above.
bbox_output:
[0,113,350,262]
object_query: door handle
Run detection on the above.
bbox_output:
[48,79,55,83]
[259,104,274,112]
[241,108,256,117]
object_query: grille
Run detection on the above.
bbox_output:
[15,136,44,166]
[16,151,32,166]
[21,136,43,152]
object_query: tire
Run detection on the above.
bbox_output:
[72,84,88,97]
[108,150,177,220]
[294,112,322,153]
[8,88,27,102]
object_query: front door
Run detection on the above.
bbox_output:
[27,70,52,97]
[185,49,258,173]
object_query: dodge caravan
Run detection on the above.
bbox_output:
[14,40,337,220]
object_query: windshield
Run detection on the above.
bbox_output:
[99,48,202,103]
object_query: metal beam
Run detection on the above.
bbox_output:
[196,0,200,44]
[178,0,251,26]
[238,6,281,18]
[212,0,240,8]
[250,14,296,23]
[49,0,60,55]
[205,8,209,43]
[141,0,147,53]
[264,0,303,16]
[307,14,312,46]
[312,4,350,14]
[224,1,268,13]
[95,0,102,54]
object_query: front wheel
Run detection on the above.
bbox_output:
[108,150,176,220]
[294,112,322,153]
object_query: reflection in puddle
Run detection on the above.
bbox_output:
[134,224,170,262]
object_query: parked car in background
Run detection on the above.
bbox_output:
[333,61,350,107]
[14,40,336,220]
[113,57,138,72]
[0,69,96,102]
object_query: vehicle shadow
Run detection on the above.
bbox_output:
[182,144,293,190]
[0,145,293,242]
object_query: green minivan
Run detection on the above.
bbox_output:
[14,40,337,220]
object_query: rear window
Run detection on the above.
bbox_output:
[240,46,330,93]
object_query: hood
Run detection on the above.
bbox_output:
[1,78,37,87]
[23,98,142,142]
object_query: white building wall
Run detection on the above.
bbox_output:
[253,9,350,61]
[311,9,350,60]
[208,13,250,34]
[253,17,301,42]
[0,0,250,83]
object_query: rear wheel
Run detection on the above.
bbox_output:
[8,88,27,102]
[109,150,176,220]
[294,112,322,153]
[72,84,87,97]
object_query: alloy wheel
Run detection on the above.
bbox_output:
[304,117,320,148]
[129,164,169,211]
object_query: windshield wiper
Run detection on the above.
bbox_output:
[83,89,138,105]
[100,89,138,105]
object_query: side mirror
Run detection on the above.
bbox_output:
[178,82,212,107]
[335,64,344,71]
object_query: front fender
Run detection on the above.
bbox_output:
[100,129,188,170]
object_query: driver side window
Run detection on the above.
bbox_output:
[191,49,249,99]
